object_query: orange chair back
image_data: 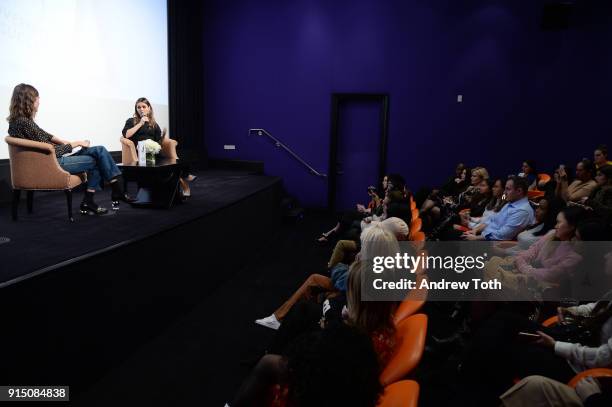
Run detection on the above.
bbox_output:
[411,208,419,221]
[538,173,551,184]
[568,368,612,388]
[541,316,558,327]
[377,380,419,407]
[410,200,416,210]
[394,275,428,325]
[380,314,428,386]
[409,218,422,239]
[527,190,545,199]
[411,231,425,242]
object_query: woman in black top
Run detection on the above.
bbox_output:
[7,83,133,215]
[122,97,196,188]
[122,97,162,146]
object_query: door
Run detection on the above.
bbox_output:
[329,94,389,212]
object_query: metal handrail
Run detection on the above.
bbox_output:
[249,128,327,177]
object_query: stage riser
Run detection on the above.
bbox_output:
[0,181,281,393]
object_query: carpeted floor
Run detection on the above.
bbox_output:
[0,170,280,285]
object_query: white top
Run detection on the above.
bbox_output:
[554,302,612,373]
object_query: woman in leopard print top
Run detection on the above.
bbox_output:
[7,83,134,214]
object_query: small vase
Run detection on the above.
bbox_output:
[146,152,156,165]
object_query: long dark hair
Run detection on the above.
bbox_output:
[486,179,505,212]
[133,97,158,129]
[531,197,567,237]
[7,83,39,122]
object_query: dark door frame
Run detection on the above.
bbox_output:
[328,93,389,212]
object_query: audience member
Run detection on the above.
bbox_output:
[594,145,612,169]
[462,176,535,241]
[556,159,598,203]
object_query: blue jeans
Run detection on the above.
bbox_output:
[58,146,121,191]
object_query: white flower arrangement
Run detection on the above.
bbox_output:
[143,139,161,155]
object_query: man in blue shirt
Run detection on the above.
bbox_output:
[463,176,535,241]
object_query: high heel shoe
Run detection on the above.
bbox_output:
[111,193,136,210]
[80,201,108,215]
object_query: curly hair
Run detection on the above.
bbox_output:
[7,83,39,122]
[132,97,158,130]
[285,324,382,407]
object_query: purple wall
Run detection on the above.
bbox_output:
[203,0,612,208]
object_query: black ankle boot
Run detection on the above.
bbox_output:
[110,177,135,210]
[81,191,108,215]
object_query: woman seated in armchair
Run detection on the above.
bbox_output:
[7,83,134,214]
[121,97,196,195]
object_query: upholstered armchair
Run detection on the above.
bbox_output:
[5,136,86,221]
[119,129,178,163]
[119,131,189,195]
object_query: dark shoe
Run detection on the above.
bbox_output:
[80,201,108,215]
[81,191,108,215]
[111,193,136,210]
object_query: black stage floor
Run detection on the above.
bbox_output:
[0,169,284,399]
[0,170,281,286]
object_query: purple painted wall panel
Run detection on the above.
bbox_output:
[203,0,612,208]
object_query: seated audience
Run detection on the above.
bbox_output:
[556,159,598,203]
[317,174,404,243]
[464,178,506,229]
[518,159,538,190]
[229,323,383,407]
[459,287,612,407]
[420,164,470,222]
[495,197,566,255]
[462,176,535,241]
[255,222,404,330]
[234,227,402,407]
[594,144,612,169]
[485,206,584,290]
[7,83,133,214]
[582,165,612,221]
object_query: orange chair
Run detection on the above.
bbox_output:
[410,231,426,250]
[380,314,428,386]
[411,231,425,242]
[568,368,612,388]
[527,190,545,199]
[394,274,428,325]
[410,200,416,210]
[538,173,551,185]
[541,315,558,327]
[411,208,419,221]
[377,380,419,407]
[409,218,422,240]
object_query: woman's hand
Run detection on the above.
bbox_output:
[558,167,567,180]
[557,306,569,324]
[139,115,150,125]
[534,331,556,348]
[356,204,367,213]
[70,140,90,148]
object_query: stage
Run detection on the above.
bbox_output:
[0,169,283,397]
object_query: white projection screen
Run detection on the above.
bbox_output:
[0,0,168,159]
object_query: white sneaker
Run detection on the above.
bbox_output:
[255,314,280,330]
